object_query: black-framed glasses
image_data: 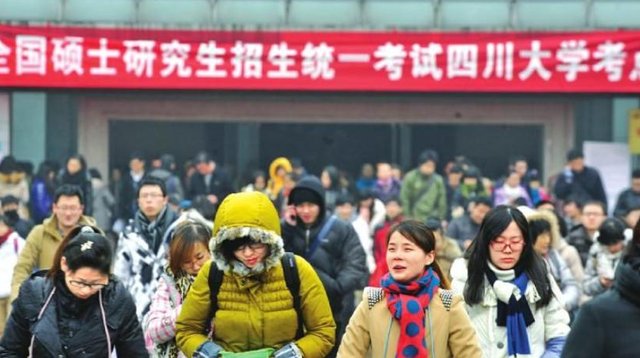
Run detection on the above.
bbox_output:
[234,242,267,253]
[68,280,108,290]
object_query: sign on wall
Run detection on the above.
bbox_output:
[1,25,640,92]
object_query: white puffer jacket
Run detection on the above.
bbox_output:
[450,258,570,358]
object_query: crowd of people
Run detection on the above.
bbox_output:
[0,146,639,357]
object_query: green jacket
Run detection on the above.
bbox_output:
[400,170,447,221]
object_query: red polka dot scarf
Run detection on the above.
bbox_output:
[381,268,441,358]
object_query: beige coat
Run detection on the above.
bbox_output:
[338,287,482,358]
[10,214,96,300]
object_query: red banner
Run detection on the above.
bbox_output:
[1,25,640,92]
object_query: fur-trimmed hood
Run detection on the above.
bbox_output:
[524,209,562,250]
[210,191,284,276]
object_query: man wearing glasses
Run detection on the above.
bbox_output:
[10,184,96,301]
[113,176,178,320]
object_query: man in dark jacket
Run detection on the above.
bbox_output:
[613,169,640,220]
[562,229,640,358]
[281,176,367,356]
[187,152,233,218]
[554,148,608,208]
[118,152,146,223]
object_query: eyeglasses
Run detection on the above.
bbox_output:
[234,243,267,253]
[68,279,108,291]
[490,238,524,252]
[139,193,164,199]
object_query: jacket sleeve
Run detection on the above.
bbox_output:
[560,244,585,283]
[294,257,336,358]
[143,277,180,347]
[555,253,580,311]
[114,288,148,357]
[437,179,447,221]
[560,303,603,358]
[331,225,368,295]
[582,253,606,297]
[592,170,608,208]
[400,172,414,217]
[449,258,468,296]
[0,288,33,357]
[553,172,572,200]
[176,261,213,358]
[447,295,482,358]
[10,227,42,301]
[613,190,629,219]
[336,298,370,357]
[543,280,571,343]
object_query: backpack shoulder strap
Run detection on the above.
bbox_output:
[439,289,454,311]
[281,252,304,339]
[306,216,337,257]
[207,261,224,325]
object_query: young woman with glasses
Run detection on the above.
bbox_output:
[0,225,146,356]
[450,205,570,358]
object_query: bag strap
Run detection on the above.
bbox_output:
[306,216,337,257]
[207,261,224,329]
[409,175,435,214]
[207,253,304,339]
[281,252,304,339]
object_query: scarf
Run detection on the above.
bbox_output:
[381,268,440,358]
[485,262,535,356]
[156,266,195,358]
[135,206,173,253]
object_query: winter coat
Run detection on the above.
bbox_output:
[562,259,640,358]
[400,170,447,221]
[371,179,401,204]
[351,198,387,273]
[91,178,116,232]
[0,272,146,357]
[446,215,481,249]
[176,191,335,358]
[10,214,96,301]
[554,166,607,208]
[566,225,595,266]
[267,157,292,201]
[0,231,24,299]
[0,173,30,219]
[30,178,54,224]
[187,169,233,204]
[113,208,178,320]
[337,287,482,358]
[582,242,624,297]
[436,236,463,282]
[148,168,185,203]
[525,210,581,311]
[613,188,640,219]
[281,176,368,322]
[493,185,533,207]
[450,259,571,358]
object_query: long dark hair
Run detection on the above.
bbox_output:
[47,225,112,279]
[387,220,450,289]
[463,206,552,308]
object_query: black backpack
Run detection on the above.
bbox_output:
[207,252,304,339]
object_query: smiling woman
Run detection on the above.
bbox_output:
[0,225,146,357]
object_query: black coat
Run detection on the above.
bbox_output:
[118,172,146,221]
[554,166,607,207]
[613,188,640,218]
[187,170,233,203]
[0,272,147,357]
[281,176,367,321]
[562,258,640,358]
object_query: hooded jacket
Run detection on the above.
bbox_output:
[281,176,368,319]
[562,258,640,358]
[176,191,335,358]
[525,210,581,311]
[0,271,146,357]
[267,157,292,200]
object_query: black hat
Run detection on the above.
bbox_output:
[289,188,322,206]
[597,218,626,246]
